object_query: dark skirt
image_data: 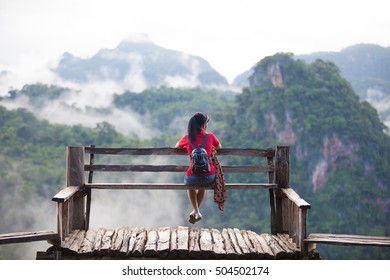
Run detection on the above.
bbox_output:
[184,174,216,186]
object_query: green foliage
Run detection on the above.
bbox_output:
[7,84,69,108]
[113,87,236,136]
[219,54,390,259]
[0,105,142,259]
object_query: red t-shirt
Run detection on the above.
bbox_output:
[177,131,220,176]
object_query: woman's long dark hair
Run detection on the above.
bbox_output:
[187,112,209,143]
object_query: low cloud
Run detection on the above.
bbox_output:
[0,56,157,137]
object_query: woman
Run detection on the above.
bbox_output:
[175,112,222,224]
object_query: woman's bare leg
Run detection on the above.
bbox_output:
[196,189,206,209]
[187,189,199,213]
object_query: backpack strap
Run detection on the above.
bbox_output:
[189,137,196,149]
[201,133,209,148]
[189,133,209,149]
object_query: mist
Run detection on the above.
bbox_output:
[0,184,57,259]
[0,49,234,138]
[0,152,194,259]
[0,56,156,137]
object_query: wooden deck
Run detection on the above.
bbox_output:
[40,226,304,260]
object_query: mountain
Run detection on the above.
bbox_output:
[2,47,390,260]
[233,44,390,128]
[54,34,229,91]
[296,44,390,99]
[222,53,390,259]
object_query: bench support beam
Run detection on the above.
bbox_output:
[55,147,86,241]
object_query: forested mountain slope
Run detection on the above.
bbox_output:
[234,44,390,128]
[0,106,143,259]
[1,54,389,260]
[219,53,390,259]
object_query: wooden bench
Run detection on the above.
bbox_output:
[52,145,311,255]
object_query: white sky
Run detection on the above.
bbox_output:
[0,0,389,84]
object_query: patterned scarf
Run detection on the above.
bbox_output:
[211,147,226,211]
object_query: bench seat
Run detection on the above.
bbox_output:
[83,182,278,190]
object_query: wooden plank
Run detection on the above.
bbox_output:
[169,229,178,259]
[268,155,277,233]
[234,228,250,257]
[304,233,390,247]
[241,230,257,259]
[247,230,266,259]
[57,202,69,241]
[85,183,277,190]
[0,230,59,245]
[277,233,300,257]
[66,147,85,232]
[67,147,85,187]
[132,227,147,257]
[128,227,143,256]
[79,228,97,256]
[52,186,82,202]
[119,227,132,257]
[221,229,238,259]
[61,230,80,254]
[177,226,189,258]
[275,146,290,189]
[271,235,295,259]
[281,188,311,208]
[85,147,274,157]
[69,230,86,253]
[157,227,170,258]
[199,228,213,258]
[298,207,308,249]
[262,233,286,259]
[211,229,226,258]
[85,164,187,172]
[92,228,106,255]
[111,227,126,252]
[255,234,275,259]
[188,228,201,259]
[84,164,273,173]
[227,228,243,257]
[100,229,115,255]
[308,233,390,241]
[144,228,159,257]
[85,145,95,231]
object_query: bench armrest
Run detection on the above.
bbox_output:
[52,186,83,203]
[281,188,311,209]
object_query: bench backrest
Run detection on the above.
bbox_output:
[83,146,279,189]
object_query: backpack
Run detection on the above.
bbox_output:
[190,133,210,174]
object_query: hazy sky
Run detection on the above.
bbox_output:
[0,0,389,83]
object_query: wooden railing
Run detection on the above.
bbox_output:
[52,145,311,255]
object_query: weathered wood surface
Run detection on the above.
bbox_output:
[0,230,59,245]
[304,233,390,247]
[84,164,274,173]
[281,188,311,208]
[52,186,82,202]
[50,226,301,259]
[84,183,277,190]
[85,147,275,158]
